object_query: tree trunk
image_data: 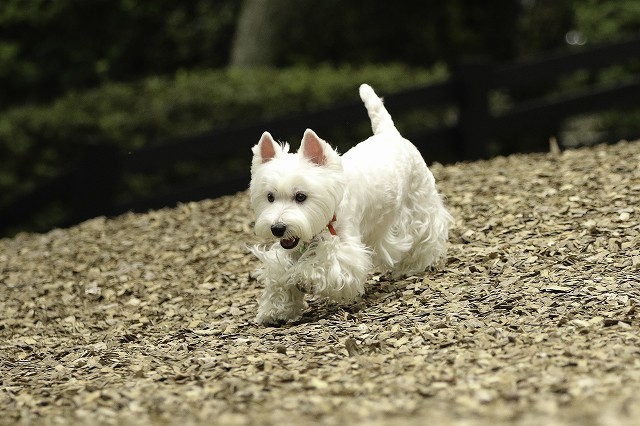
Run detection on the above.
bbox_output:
[230,0,290,67]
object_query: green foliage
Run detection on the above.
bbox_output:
[266,0,520,67]
[516,0,577,57]
[0,0,240,109]
[0,64,448,206]
[0,0,524,112]
[570,1,640,145]
[575,0,640,42]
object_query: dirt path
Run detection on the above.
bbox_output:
[1,141,639,425]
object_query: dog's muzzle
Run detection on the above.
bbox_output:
[271,223,300,249]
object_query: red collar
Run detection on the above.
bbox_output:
[327,215,337,236]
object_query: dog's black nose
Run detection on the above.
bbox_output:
[271,223,287,237]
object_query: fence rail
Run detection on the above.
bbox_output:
[3,37,640,236]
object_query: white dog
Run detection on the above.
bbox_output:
[250,84,452,325]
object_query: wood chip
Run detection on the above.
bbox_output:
[2,140,640,425]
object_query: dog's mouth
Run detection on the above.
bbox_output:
[280,237,300,250]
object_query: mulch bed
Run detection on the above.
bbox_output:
[1,140,639,425]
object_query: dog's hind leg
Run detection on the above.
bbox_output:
[392,179,451,277]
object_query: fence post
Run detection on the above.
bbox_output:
[72,140,121,224]
[456,60,492,161]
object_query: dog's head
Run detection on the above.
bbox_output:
[249,129,344,249]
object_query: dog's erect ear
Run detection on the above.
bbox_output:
[300,129,327,166]
[256,132,278,164]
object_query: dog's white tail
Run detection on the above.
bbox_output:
[359,84,398,135]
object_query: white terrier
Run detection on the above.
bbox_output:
[250,84,452,325]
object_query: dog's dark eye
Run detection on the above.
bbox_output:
[295,192,307,203]
[267,192,275,203]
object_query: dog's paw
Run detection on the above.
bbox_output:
[255,315,287,327]
[255,305,302,327]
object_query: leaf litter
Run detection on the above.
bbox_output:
[1,140,639,425]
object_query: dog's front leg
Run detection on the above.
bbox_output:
[295,237,372,303]
[256,278,305,326]
[252,246,306,325]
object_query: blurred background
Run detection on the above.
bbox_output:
[1,0,640,236]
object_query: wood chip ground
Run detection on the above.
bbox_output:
[1,141,639,425]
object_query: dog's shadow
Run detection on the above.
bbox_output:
[282,273,425,326]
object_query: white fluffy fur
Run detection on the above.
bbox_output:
[250,84,452,325]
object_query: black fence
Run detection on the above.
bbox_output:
[3,38,640,236]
